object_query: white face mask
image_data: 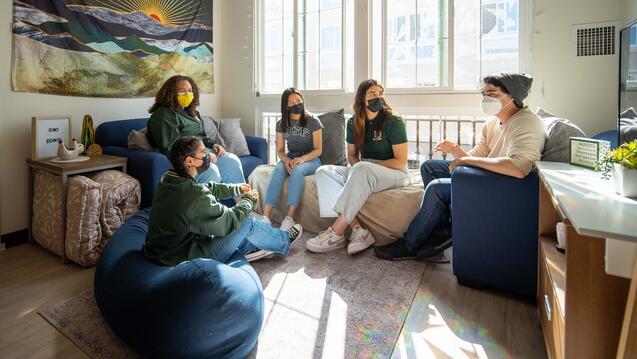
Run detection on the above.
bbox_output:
[481,96,502,115]
[481,95,513,116]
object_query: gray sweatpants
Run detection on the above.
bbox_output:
[316,160,410,223]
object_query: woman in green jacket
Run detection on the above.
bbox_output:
[143,136,301,266]
[146,75,245,185]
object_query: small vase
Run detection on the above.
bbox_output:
[612,163,637,198]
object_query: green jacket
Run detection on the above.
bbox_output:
[143,171,255,266]
[146,106,217,156]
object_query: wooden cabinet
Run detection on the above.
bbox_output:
[538,173,630,359]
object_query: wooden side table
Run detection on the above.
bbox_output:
[26,155,128,264]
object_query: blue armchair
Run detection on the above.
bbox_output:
[451,166,539,298]
[95,118,268,209]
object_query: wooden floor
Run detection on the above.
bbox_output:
[0,244,546,359]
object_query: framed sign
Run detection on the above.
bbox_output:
[31,116,71,160]
[569,137,611,170]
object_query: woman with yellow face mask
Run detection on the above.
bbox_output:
[146,75,245,187]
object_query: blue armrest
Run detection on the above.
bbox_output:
[245,136,269,164]
[451,166,539,298]
[102,146,171,209]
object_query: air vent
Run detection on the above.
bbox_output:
[572,22,618,58]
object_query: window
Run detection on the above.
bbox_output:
[257,0,354,94]
[260,0,294,94]
[372,0,524,91]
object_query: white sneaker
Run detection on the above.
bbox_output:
[245,248,273,262]
[347,226,376,255]
[306,226,346,253]
[280,216,295,232]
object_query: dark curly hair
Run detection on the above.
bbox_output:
[169,136,203,178]
[149,75,200,117]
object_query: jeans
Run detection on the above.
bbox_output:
[403,160,452,253]
[195,152,245,185]
[208,214,290,264]
[264,157,321,208]
[316,160,410,223]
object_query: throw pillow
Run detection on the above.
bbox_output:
[218,118,250,157]
[620,107,637,119]
[536,107,558,119]
[541,117,587,162]
[201,115,226,148]
[318,109,348,166]
[127,128,152,151]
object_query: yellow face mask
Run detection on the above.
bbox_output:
[177,92,194,108]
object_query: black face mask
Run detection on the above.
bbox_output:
[194,151,211,175]
[366,97,384,113]
[288,103,304,115]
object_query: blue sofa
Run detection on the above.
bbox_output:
[451,166,539,298]
[94,209,263,359]
[95,118,268,208]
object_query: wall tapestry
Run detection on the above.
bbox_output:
[11,0,213,97]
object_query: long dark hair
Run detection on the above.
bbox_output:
[149,75,201,117]
[280,87,308,132]
[352,79,393,156]
[169,136,202,178]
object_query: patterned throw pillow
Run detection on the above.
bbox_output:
[318,109,348,166]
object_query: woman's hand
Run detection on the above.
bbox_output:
[290,157,305,168]
[240,184,251,193]
[283,159,293,174]
[213,144,226,157]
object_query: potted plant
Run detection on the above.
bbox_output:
[602,140,637,198]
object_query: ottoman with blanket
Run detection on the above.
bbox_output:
[32,169,140,267]
[94,209,263,359]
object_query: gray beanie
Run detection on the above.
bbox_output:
[487,72,533,107]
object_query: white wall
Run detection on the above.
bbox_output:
[628,0,637,23]
[0,2,222,234]
[527,0,626,136]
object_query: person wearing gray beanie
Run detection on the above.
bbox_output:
[374,71,546,262]
[482,72,533,108]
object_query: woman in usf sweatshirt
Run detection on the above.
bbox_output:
[143,136,301,266]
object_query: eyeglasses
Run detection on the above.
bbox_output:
[191,150,209,161]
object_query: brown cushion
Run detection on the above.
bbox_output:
[87,170,141,239]
[32,170,64,256]
[65,176,103,267]
[127,127,152,151]
[249,165,423,245]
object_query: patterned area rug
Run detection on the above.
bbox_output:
[39,233,426,358]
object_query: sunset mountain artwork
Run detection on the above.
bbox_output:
[11,0,213,97]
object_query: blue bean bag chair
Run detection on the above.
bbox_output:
[94,209,264,359]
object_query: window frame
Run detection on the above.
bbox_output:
[376,0,530,95]
[255,0,350,96]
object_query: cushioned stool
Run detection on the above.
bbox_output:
[94,209,264,359]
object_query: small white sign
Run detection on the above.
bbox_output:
[31,116,71,160]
